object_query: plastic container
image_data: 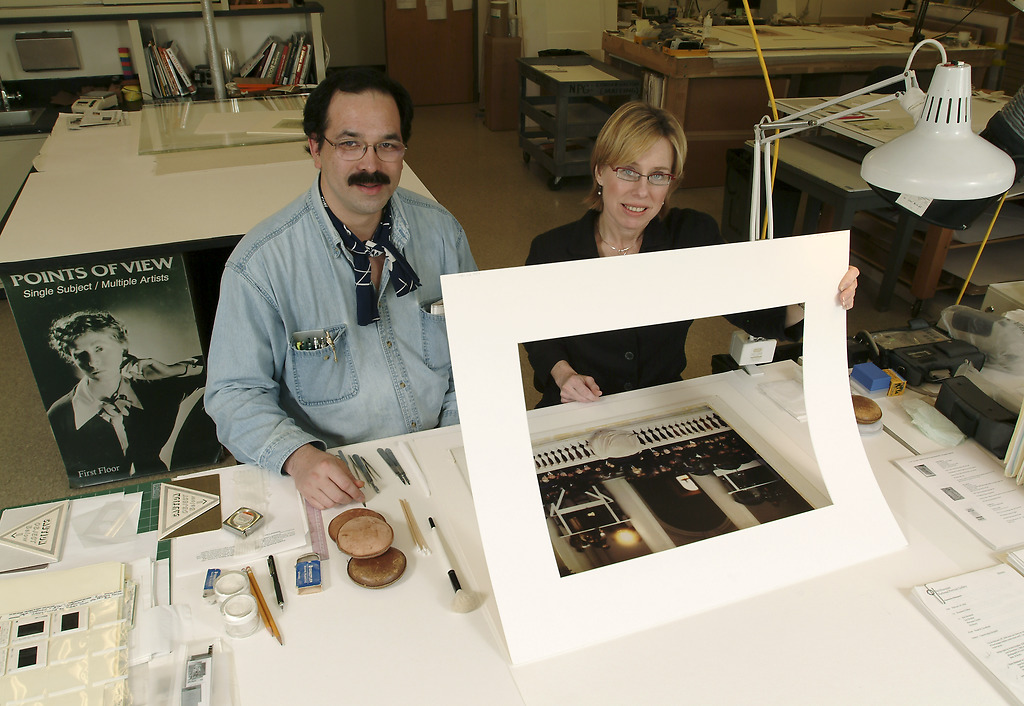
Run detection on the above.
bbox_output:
[221,593,260,638]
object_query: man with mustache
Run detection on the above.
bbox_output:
[205,69,477,509]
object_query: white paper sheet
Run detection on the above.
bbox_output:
[441,231,906,664]
[426,0,446,20]
[531,65,619,83]
[170,466,309,576]
[912,564,1024,703]
[894,444,1024,550]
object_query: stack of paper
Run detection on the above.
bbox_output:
[912,564,1024,704]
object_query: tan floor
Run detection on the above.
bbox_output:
[0,102,952,509]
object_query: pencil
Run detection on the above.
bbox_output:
[245,566,283,645]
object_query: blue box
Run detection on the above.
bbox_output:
[851,362,891,392]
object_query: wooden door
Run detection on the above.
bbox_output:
[384,0,475,106]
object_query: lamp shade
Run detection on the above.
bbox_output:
[860,61,1015,230]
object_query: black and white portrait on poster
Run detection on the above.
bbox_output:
[2,255,222,487]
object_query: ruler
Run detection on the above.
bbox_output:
[304,500,331,561]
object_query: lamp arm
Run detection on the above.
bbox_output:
[754,81,907,144]
[753,37,944,143]
[750,88,903,240]
[749,37,949,240]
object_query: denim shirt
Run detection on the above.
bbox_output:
[204,181,477,474]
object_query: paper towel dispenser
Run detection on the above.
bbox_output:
[15,31,81,72]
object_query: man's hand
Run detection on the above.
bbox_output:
[283,444,365,510]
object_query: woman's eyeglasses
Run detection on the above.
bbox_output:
[322,137,406,162]
[611,167,675,186]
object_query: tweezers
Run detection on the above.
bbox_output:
[377,447,410,485]
[350,454,381,493]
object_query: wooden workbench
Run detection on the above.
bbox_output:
[602,27,996,188]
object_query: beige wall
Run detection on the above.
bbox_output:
[516,0,617,58]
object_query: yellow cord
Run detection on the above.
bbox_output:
[955,191,1008,305]
[742,0,780,240]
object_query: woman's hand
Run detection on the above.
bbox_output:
[551,360,602,404]
[838,265,859,311]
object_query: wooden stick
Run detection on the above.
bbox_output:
[399,498,431,555]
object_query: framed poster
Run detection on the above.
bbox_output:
[2,254,221,488]
[441,231,906,665]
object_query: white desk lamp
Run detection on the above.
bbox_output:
[750,39,1016,240]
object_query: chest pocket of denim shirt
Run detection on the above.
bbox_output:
[287,325,359,405]
[419,305,451,371]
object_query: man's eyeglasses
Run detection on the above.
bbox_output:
[322,137,406,162]
[611,167,675,186]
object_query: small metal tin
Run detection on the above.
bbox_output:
[203,568,222,602]
[295,552,323,594]
[223,507,264,536]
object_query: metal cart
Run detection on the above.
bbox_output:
[517,55,641,190]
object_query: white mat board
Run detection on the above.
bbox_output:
[441,230,906,665]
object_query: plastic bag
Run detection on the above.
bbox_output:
[939,305,1024,374]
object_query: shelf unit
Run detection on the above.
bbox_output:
[127,4,324,100]
[517,55,640,190]
[0,3,324,101]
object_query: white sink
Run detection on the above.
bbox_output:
[0,108,44,129]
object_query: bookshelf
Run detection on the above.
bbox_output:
[0,3,324,101]
[127,4,324,101]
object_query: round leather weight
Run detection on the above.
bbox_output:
[347,547,407,589]
[335,515,394,559]
[327,507,386,542]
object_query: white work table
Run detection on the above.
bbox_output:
[0,108,432,270]
[171,362,1010,705]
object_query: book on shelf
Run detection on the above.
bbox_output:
[166,41,197,95]
[283,32,305,83]
[239,36,275,78]
[157,47,185,96]
[141,25,196,99]
[261,40,283,80]
[293,42,311,85]
[273,42,292,85]
[239,33,314,86]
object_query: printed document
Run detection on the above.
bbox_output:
[893,444,1024,550]
[913,564,1024,704]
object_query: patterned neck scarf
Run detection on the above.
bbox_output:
[319,182,421,326]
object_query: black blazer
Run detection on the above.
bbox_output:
[523,209,789,407]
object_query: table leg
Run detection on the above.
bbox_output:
[876,212,915,312]
[911,224,954,303]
